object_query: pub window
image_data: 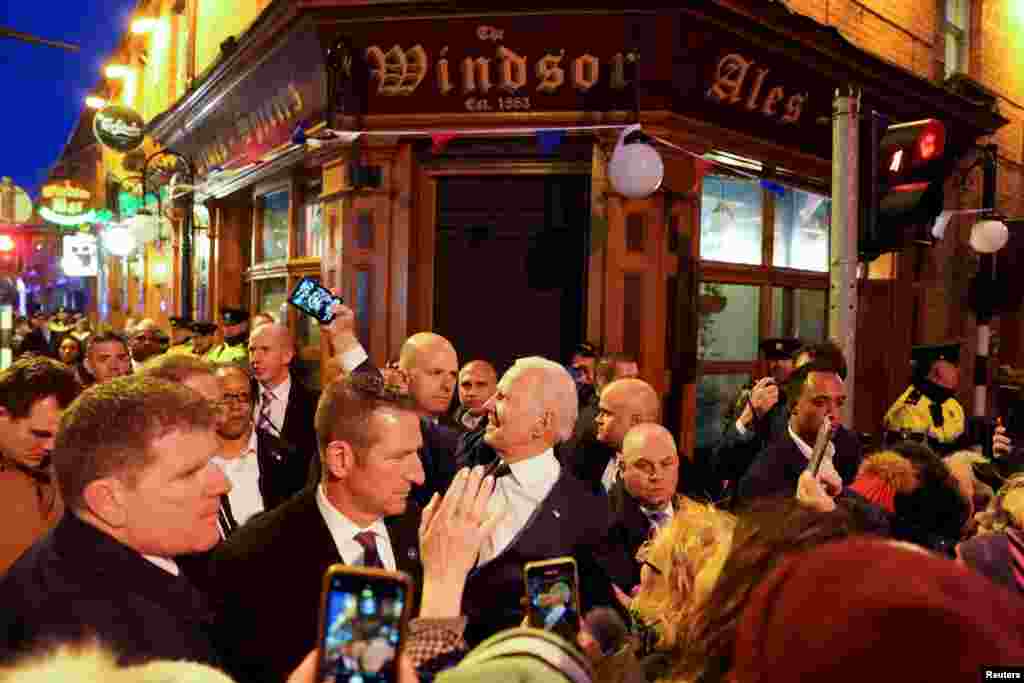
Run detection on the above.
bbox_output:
[700,175,762,265]
[944,0,971,78]
[193,230,211,321]
[696,162,830,456]
[258,190,289,263]
[255,278,288,324]
[773,186,830,273]
[295,181,324,259]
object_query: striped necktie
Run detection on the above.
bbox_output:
[257,389,279,436]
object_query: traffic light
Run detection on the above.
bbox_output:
[859,116,950,262]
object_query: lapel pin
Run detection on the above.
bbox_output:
[408,548,418,560]
[553,509,561,519]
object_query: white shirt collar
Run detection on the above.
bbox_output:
[262,374,291,401]
[142,554,180,576]
[316,483,389,548]
[506,447,560,489]
[788,424,835,461]
[641,500,674,519]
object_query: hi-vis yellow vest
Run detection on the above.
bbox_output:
[883,384,966,449]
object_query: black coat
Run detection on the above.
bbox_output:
[597,480,663,593]
[276,377,321,474]
[459,467,615,647]
[736,427,863,506]
[0,513,218,666]
[16,327,53,358]
[208,487,422,683]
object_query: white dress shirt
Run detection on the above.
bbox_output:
[143,554,181,576]
[316,484,397,570]
[255,375,292,436]
[641,500,674,533]
[788,425,843,485]
[601,454,620,493]
[479,449,561,565]
[339,345,370,373]
[212,429,265,527]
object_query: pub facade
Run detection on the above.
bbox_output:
[126,0,1006,452]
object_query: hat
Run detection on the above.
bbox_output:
[732,537,1024,683]
[31,310,47,319]
[758,337,801,360]
[220,307,250,325]
[438,628,593,683]
[169,316,194,328]
[191,321,218,336]
[911,342,961,371]
[848,451,918,513]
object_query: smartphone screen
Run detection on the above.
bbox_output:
[525,560,580,643]
[289,277,343,324]
[318,572,407,683]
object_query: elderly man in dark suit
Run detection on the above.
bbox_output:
[248,323,320,473]
[0,375,229,666]
[209,372,424,683]
[458,356,615,646]
[736,361,863,505]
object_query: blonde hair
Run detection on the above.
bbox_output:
[631,498,736,651]
[0,643,234,683]
[975,474,1024,535]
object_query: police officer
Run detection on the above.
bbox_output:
[165,316,196,356]
[206,307,249,364]
[190,321,219,358]
[883,342,967,455]
[724,337,803,431]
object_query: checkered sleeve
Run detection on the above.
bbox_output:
[406,616,468,672]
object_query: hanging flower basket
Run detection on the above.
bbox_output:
[699,293,727,314]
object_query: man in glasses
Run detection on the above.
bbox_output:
[213,364,307,537]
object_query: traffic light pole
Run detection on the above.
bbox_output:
[829,92,860,426]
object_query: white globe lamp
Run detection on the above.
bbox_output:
[608,124,664,199]
[104,225,136,257]
[969,219,1009,254]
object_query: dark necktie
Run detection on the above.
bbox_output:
[354,530,384,569]
[258,390,279,436]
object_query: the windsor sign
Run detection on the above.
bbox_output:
[327,12,834,156]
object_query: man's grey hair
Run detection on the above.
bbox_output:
[512,356,578,443]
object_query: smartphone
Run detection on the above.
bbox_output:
[316,565,414,683]
[524,557,581,643]
[289,276,344,324]
[807,417,832,477]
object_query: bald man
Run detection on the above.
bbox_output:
[397,332,459,421]
[600,423,683,592]
[578,378,661,495]
[315,304,460,506]
[454,360,498,431]
[249,323,320,471]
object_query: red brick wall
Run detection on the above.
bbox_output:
[788,0,1024,414]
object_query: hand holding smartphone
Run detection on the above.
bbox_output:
[316,565,413,683]
[807,417,832,477]
[524,557,581,644]
[289,276,345,324]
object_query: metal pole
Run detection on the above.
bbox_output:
[829,91,860,426]
[974,144,999,417]
[180,159,194,320]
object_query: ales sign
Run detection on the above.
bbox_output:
[94,104,145,153]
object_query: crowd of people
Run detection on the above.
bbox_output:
[0,297,1023,683]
